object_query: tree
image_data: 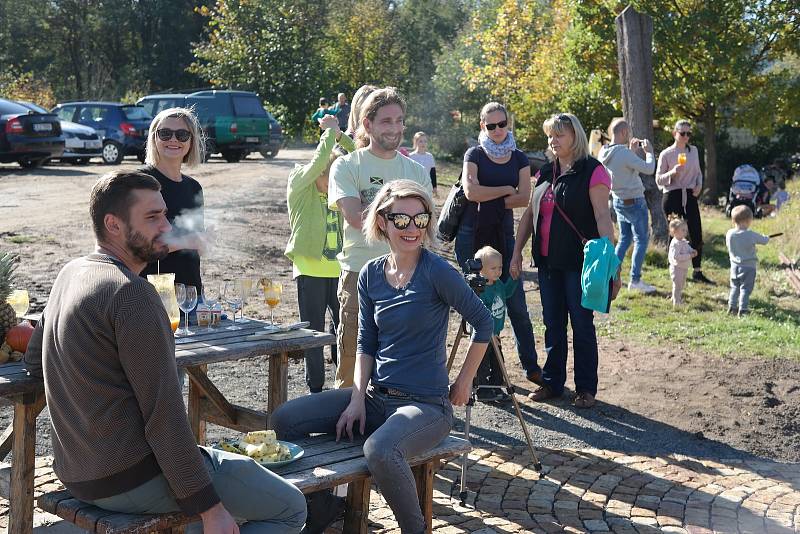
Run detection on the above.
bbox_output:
[192,0,331,138]
[631,0,800,201]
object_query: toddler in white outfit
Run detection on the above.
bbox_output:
[668,218,697,307]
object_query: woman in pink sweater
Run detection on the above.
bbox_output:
[656,119,713,284]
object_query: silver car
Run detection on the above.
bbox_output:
[17,101,103,165]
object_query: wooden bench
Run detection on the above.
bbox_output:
[38,434,470,534]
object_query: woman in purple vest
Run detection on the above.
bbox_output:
[510,113,619,409]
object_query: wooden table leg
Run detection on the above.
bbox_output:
[267,351,289,423]
[9,392,44,534]
[343,478,371,534]
[187,365,207,445]
[413,462,434,534]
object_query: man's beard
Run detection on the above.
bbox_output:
[375,133,401,152]
[126,228,169,264]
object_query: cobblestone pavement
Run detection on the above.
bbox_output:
[3,447,799,533]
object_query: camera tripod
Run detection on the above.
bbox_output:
[447,317,543,506]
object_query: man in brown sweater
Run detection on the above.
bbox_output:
[25,170,306,533]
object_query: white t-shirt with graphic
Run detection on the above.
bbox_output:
[328,148,431,272]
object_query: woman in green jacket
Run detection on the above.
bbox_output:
[286,114,355,392]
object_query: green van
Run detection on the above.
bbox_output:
[138,90,270,163]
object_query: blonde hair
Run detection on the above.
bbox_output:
[474,246,502,264]
[145,107,204,168]
[348,84,377,146]
[731,205,754,225]
[480,102,507,122]
[543,113,589,162]
[355,87,407,149]
[668,217,688,237]
[412,131,427,152]
[363,180,436,245]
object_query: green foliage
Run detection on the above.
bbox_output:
[0,70,56,109]
[191,0,331,138]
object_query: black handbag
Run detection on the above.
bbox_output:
[436,173,468,242]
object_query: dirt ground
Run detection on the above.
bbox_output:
[1,149,798,463]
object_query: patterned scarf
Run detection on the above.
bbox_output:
[479,130,517,159]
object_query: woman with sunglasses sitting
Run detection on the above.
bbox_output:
[510,113,618,409]
[455,101,541,386]
[272,180,492,534]
[140,107,211,299]
[656,119,712,284]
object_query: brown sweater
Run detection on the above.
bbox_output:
[24,254,219,515]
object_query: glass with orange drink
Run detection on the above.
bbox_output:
[259,278,283,326]
[677,152,687,166]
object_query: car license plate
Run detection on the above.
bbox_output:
[246,136,259,143]
[65,139,82,149]
[33,123,53,132]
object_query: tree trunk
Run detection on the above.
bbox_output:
[702,104,718,205]
[615,6,668,244]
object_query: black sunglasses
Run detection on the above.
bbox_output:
[384,211,431,230]
[156,128,192,142]
[485,120,508,131]
[678,131,691,137]
[556,114,571,122]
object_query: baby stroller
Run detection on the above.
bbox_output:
[726,164,764,218]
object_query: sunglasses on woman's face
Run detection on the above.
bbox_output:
[384,212,431,230]
[156,128,192,142]
[484,120,508,131]
[678,131,692,137]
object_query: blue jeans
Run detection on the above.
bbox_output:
[272,387,453,534]
[454,219,539,375]
[613,196,650,283]
[538,265,598,397]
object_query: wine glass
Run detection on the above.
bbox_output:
[6,289,29,319]
[223,281,243,330]
[174,284,186,336]
[202,283,219,333]
[236,278,255,323]
[178,285,198,336]
[263,280,283,326]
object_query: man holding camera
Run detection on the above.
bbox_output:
[598,118,656,293]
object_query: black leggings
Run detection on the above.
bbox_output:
[663,189,703,269]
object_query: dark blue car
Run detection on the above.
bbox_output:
[52,102,152,164]
[0,98,64,168]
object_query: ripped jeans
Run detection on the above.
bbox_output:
[271,386,453,534]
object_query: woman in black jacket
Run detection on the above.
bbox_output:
[510,113,619,409]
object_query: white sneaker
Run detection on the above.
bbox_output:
[628,280,656,293]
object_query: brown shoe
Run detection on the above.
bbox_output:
[573,391,596,409]
[528,385,556,402]
[526,369,543,386]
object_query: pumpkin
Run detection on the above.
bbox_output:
[5,321,34,353]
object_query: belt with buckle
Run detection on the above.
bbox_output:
[376,386,411,398]
[622,198,636,205]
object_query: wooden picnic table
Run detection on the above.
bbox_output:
[0,318,334,534]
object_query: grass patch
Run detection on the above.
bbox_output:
[605,179,800,360]
[7,235,36,244]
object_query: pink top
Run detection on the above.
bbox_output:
[656,145,703,191]
[537,166,611,256]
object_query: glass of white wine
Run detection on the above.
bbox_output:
[174,284,186,337]
[6,289,29,319]
[178,285,198,336]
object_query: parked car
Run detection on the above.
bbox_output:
[16,101,102,165]
[138,90,270,163]
[52,102,151,164]
[259,109,283,159]
[0,98,64,168]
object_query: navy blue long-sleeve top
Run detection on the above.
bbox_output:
[357,248,493,396]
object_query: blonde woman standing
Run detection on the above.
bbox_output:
[140,107,210,298]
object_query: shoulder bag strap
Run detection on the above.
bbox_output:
[551,164,588,245]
